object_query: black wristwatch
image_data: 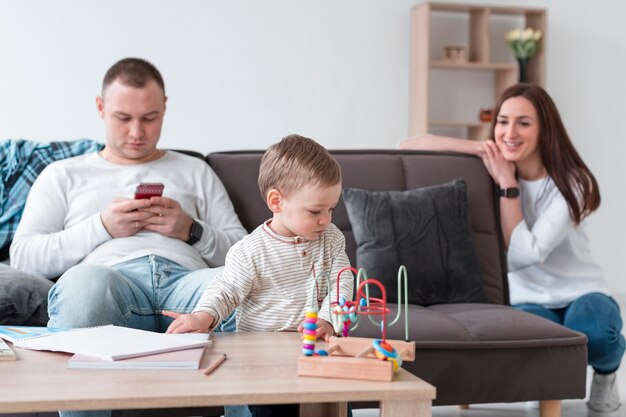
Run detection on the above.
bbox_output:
[499,187,520,198]
[186,220,204,245]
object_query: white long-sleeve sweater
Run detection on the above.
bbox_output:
[194,221,353,332]
[10,151,246,278]
[507,177,610,308]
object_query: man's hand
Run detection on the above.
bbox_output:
[163,310,215,334]
[137,196,194,241]
[100,198,154,238]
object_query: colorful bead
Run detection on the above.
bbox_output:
[302,308,318,356]
[348,305,357,322]
[331,305,344,333]
[339,296,347,307]
[372,339,402,372]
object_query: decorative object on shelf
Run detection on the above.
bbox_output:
[443,45,468,63]
[506,27,542,83]
[479,105,494,122]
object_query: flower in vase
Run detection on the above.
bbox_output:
[506,27,542,60]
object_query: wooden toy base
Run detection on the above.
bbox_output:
[297,336,415,382]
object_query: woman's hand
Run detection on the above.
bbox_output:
[481,141,517,187]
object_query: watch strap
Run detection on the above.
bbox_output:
[499,187,520,198]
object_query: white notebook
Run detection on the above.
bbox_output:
[68,346,206,369]
[14,325,211,361]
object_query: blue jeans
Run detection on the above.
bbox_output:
[515,292,625,374]
[49,255,235,417]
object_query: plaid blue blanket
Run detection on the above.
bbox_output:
[0,139,103,259]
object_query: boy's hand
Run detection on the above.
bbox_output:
[163,310,215,334]
[315,319,334,342]
[298,318,334,343]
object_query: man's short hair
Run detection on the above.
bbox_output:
[102,57,165,96]
[259,134,342,199]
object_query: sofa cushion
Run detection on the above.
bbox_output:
[351,303,588,405]
[342,179,487,306]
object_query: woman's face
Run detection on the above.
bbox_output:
[494,96,541,165]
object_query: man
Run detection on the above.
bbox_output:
[10,57,247,334]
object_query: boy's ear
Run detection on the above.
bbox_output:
[266,189,282,214]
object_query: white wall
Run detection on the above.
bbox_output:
[2,0,625,296]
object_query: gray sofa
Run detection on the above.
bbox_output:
[207,149,587,416]
[4,149,587,417]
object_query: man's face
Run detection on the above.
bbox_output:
[96,79,166,164]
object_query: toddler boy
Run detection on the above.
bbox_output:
[164,134,353,340]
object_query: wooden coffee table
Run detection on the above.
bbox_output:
[0,332,435,417]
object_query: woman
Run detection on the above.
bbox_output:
[401,83,624,416]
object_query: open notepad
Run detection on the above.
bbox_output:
[13,325,211,361]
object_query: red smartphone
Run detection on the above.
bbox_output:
[134,183,164,199]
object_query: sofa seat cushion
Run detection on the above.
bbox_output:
[352,303,587,347]
[352,303,588,405]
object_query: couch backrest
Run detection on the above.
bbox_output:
[206,149,508,305]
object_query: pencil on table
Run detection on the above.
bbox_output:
[203,353,227,375]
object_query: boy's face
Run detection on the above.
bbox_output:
[268,182,342,241]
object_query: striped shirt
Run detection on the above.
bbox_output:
[194,220,353,332]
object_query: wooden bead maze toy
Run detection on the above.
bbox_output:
[298,266,415,382]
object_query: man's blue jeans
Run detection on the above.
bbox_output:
[515,292,625,374]
[48,255,230,332]
[48,255,235,417]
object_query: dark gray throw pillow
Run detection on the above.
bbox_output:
[342,179,487,306]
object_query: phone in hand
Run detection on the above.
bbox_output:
[134,183,164,199]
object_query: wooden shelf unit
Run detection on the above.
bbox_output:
[409,2,547,140]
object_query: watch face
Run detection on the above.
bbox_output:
[191,221,203,239]
[186,220,204,245]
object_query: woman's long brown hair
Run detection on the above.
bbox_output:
[489,83,600,224]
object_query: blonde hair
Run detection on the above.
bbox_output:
[258,134,342,198]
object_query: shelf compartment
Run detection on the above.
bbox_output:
[409,2,546,139]
[430,60,516,70]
